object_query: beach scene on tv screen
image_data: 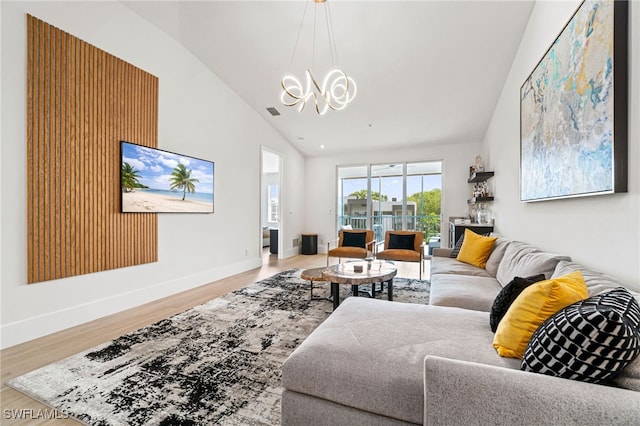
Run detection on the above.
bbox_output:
[121,142,214,213]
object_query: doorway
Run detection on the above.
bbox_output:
[261,147,284,259]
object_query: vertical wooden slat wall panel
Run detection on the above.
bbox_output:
[97,49,103,272]
[26,17,34,283]
[100,50,107,271]
[26,15,158,284]
[49,24,55,278]
[54,24,62,279]
[37,19,45,282]
[71,34,79,278]
[88,43,95,274]
[106,52,114,271]
[42,21,51,282]
[34,19,43,282]
[51,25,57,279]
[123,62,131,265]
[62,34,74,276]
[56,27,63,279]
[115,58,122,269]
[117,59,125,269]
[85,39,91,271]
[124,63,131,263]
[79,39,86,276]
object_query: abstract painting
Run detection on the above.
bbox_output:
[520,0,627,202]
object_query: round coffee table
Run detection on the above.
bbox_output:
[322,260,397,310]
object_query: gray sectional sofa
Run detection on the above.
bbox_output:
[281,237,640,425]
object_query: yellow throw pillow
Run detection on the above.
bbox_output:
[456,229,497,269]
[493,271,588,358]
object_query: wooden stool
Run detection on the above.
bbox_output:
[300,267,332,302]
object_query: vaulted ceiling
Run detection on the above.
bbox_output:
[123,0,535,156]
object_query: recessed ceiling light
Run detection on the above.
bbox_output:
[320,144,325,149]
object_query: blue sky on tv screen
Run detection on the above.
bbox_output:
[121,142,214,195]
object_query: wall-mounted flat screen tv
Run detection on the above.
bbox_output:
[121,141,214,213]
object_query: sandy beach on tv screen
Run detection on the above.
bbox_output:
[122,191,213,213]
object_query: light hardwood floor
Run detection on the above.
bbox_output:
[0,251,425,425]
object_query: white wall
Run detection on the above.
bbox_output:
[304,141,483,251]
[0,1,305,348]
[484,0,640,290]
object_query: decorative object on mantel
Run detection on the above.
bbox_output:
[280,0,357,115]
[520,0,628,202]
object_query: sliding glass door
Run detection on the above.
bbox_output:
[337,165,369,231]
[337,161,442,244]
[406,162,442,241]
[371,164,404,242]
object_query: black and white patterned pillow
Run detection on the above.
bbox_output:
[449,234,465,258]
[522,287,640,384]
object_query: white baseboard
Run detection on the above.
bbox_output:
[0,258,262,349]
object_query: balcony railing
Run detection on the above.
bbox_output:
[338,214,441,243]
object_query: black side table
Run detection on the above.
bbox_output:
[301,233,318,255]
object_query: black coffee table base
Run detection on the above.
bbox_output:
[330,279,394,310]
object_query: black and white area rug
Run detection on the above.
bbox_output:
[8,269,430,425]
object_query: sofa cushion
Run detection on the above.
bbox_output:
[552,260,640,300]
[342,231,366,248]
[432,247,453,257]
[489,274,546,332]
[281,298,520,425]
[430,256,492,278]
[493,271,589,359]
[376,249,420,263]
[388,233,415,250]
[430,274,502,312]
[456,230,497,269]
[328,246,367,259]
[522,288,640,384]
[616,356,640,391]
[496,241,571,287]
[485,237,510,278]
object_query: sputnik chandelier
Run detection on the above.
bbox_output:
[280,0,357,115]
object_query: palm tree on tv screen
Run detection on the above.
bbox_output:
[170,163,199,200]
[121,162,142,192]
